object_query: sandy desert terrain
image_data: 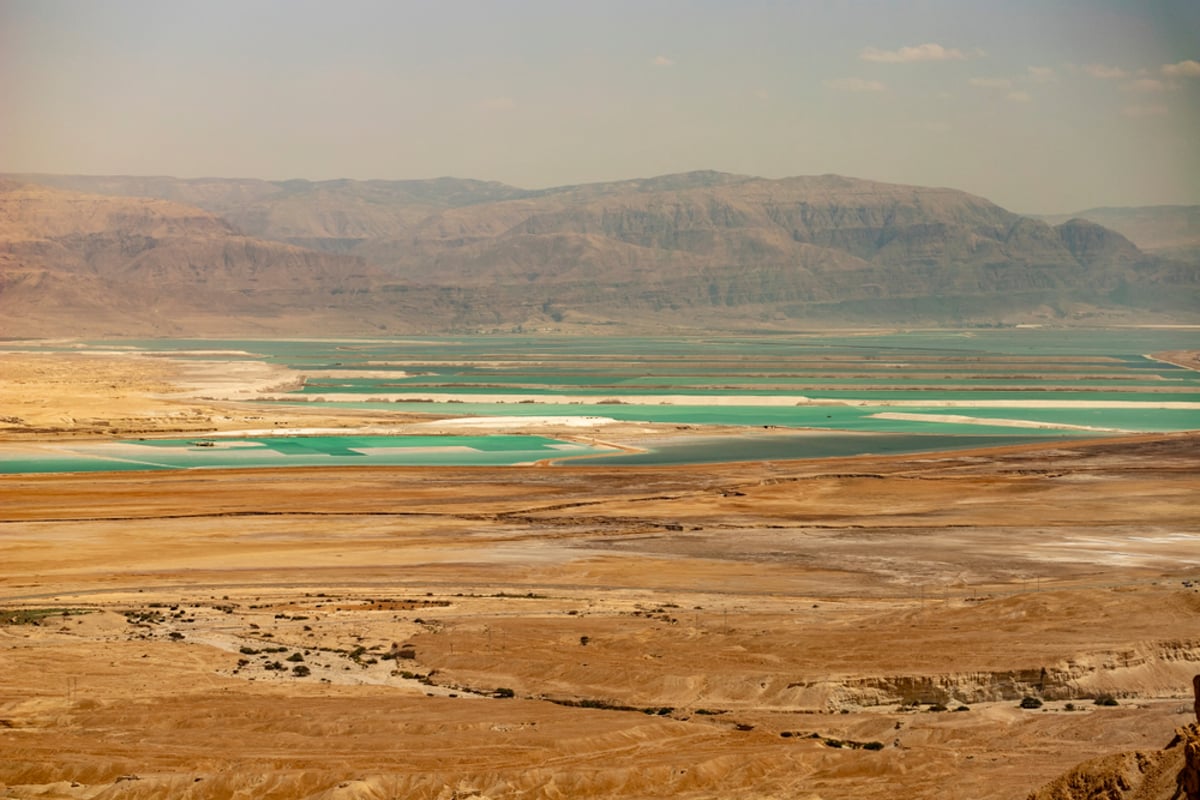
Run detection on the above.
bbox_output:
[1,349,1199,799]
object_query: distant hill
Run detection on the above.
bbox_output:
[2,172,1197,336]
[1036,205,1200,261]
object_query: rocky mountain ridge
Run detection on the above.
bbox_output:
[1,171,1196,336]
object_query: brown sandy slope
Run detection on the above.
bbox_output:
[1,352,1199,799]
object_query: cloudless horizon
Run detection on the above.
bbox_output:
[3,0,1199,214]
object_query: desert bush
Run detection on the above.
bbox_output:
[1094,694,1119,706]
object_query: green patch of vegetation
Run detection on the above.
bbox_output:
[1,608,94,625]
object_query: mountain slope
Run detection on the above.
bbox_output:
[359,174,1178,320]
[2,172,1196,335]
[0,182,386,336]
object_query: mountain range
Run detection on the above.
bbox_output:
[2,171,1197,336]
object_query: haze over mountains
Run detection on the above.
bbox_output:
[2,171,1197,337]
[1036,205,1200,263]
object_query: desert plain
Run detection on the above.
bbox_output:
[1,348,1199,799]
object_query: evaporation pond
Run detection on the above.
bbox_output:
[0,435,617,473]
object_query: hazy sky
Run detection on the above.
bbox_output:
[3,0,1199,212]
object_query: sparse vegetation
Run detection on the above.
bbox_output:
[2,608,93,625]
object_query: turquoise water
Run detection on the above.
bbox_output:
[0,435,615,474]
[6,330,1194,472]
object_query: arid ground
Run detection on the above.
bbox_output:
[1,350,1198,799]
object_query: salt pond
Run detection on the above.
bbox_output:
[1,435,615,473]
[6,329,1197,471]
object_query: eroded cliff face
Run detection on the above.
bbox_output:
[1028,677,1200,800]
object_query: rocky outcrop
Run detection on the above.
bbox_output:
[785,638,1200,709]
[1027,676,1200,800]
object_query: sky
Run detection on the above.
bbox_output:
[2,0,1199,213]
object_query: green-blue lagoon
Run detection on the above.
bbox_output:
[6,329,1198,472]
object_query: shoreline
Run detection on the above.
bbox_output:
[2,344,1196,450]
